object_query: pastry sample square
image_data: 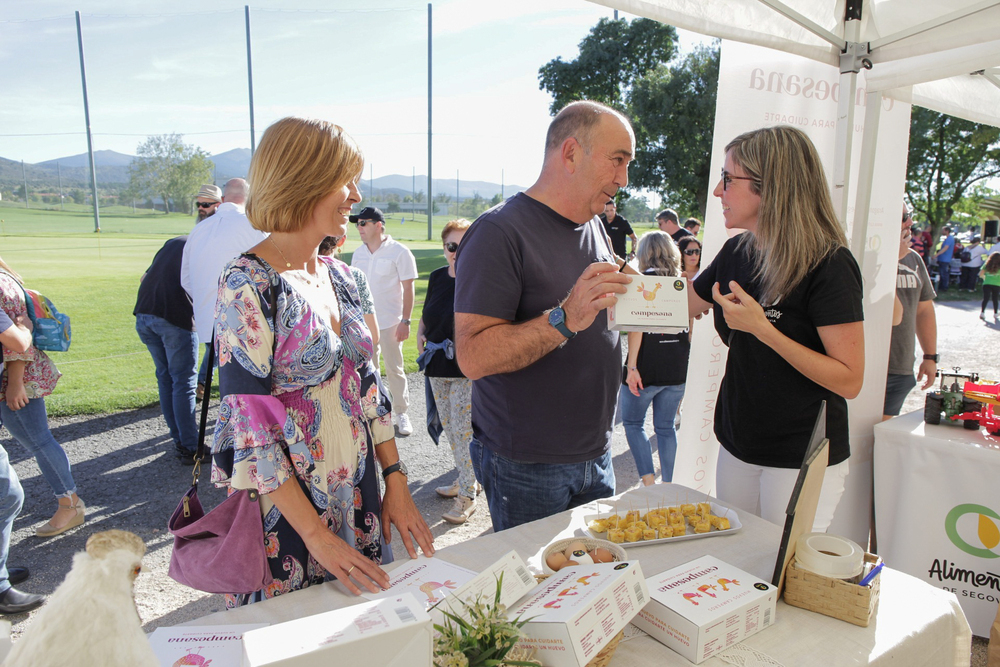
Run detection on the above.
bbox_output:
[632,555,777,664]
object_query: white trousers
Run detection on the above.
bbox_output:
[715,446,850,533]
[377,324,409,416]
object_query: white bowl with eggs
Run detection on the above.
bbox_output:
[542,537,628,574]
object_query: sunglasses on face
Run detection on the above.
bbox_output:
[196,202,217,209]
[684,248,701,256]
[902,211,911,223]
[355,220,378,227]
[444,241,460,253]
[721,168,756,191]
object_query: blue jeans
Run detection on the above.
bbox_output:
[469,438,615,532]
[620,383,685,482]
[136,313,199,452]
[0,445,23,594]
[0,397,76,498]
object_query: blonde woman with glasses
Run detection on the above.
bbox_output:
[689,126,864,532]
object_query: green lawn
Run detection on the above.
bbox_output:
[0,202,451,416]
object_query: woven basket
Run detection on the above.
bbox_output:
[541,537,628,574]
[528,573,624,667]
[783,552,882,627]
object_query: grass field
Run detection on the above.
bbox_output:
[0,202,452,416]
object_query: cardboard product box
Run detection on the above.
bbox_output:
[632,555,777,664]
[431,550,538,626]
[149,623,267,667]
[608,273,688,333]
[241,594,431,667]
[510,561,649,667]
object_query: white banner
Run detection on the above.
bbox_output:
[875,413,1000,637]
[673,41,910,545]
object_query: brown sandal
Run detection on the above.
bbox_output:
[35,498,86,537]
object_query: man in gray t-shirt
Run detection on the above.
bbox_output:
[454,101,635,531]
[884,204,937,419]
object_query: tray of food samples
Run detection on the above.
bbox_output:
[583,501,741,546]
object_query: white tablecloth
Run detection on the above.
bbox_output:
[875,410,1000,638]
[189,483,971,666]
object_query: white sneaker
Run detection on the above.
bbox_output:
[396,413,413,436]
[442,496,476,524]
[435,481,482,498]
[981,312,987,320]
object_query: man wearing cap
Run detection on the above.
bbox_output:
[194,184,222,223]
[599,199,635,260]
[657,208,692,243]
[181,178,266,397]
[350,207,418,437]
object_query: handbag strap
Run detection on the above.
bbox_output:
[192,254,279,485]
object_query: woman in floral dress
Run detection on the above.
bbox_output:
[211,117,434,607]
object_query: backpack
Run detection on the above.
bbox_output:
[960,249,972,263]
[22,288,71,352]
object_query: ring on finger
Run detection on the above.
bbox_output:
[347,565,356,576]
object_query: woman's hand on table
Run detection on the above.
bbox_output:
[302,524,390,596]
[712,281,770,338]
[381,474,435,559]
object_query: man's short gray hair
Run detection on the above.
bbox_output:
[223,178,249,204]
[656,209,678,224]
[545,101,630,155]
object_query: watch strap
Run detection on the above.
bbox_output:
[923,354,939,362]
[549,307,576,340]
[382,462,404,480]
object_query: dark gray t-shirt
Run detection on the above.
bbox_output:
[888,250,936,375]
[454,193,621,464]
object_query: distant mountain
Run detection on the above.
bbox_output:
[38,150,134,169]
[363,174,527,201]
[210,148,251,180]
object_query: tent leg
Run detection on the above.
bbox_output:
[850,91,884,269]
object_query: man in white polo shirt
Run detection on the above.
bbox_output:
[181,178,267,395]
[350,207,418,436]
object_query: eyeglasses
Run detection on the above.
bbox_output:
[902,211,911,223]
[684,248,701,256]
[721,169,756,191]
[196,202,217,209]
[355,220,379,227]
[444,241,459,253]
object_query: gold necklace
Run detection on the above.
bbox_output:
[269,236,293,269]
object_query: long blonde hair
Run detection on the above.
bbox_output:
[636,230,680,277]
[0,257,23,285]
[727,126,848,305]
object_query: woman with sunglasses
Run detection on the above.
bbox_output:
[416,219,479,524]
[621,231,689,486]
[689,126,864,532]
[677,236,702,281]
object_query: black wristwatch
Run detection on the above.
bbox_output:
[547,306,576,340]
[382,460,408,480]
[923,354,939,362]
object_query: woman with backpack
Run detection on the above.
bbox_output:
[0,257,84,537]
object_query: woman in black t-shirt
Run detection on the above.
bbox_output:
[621,231,690,486]
[690,126,864,532]
[416,219,479,525]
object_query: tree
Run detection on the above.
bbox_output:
[906,107,1000,238]
[629,44,720,218]
[538,18,719,217]
[128,134,213,214]
[538,18,678,113]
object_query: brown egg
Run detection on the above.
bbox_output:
[546,551,568,571]
[590,547,615,563]
[564,560,580,568]
[564,541,587,560]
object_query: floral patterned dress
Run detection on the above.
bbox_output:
[0,271,61,400]
[211,254,395,608]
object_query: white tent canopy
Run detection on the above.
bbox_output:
[588,0,1000,127]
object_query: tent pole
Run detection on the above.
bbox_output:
[869,0,1000,50]
[756,0,844,48]
[834,13,863,226]
[849,91,884,269]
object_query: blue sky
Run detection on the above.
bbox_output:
[0,0,709,190]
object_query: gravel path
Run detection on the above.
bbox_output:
[2,300,996,661]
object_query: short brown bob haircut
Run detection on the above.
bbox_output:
[246,117,364,233]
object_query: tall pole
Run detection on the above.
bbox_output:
[426,3,433,240]
[456,169,459,217]
[369,163,373,203]
[412,166,415,215]
[75,11,100,232]
[245,6,256,155]
[57,161,64,210]
[502,169,505,200]
[21,161,28,209]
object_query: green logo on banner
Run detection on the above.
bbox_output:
[945,504,1000,558]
